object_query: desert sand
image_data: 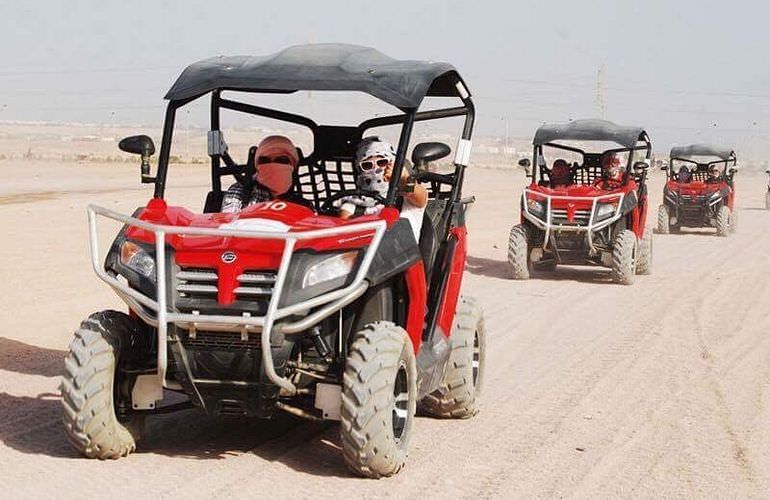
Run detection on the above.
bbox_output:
[1,154,769,498]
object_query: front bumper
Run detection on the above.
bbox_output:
[666,193,721,227]
[521,189,626,253]
[87,204,386,396]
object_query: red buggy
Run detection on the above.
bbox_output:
[61,44,485,478]
[657,145,738,236]
[508,119,653,285]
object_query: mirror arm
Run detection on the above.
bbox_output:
[141,156,156,183]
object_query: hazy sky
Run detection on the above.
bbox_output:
[1,0,768,157]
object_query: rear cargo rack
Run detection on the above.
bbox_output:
[87,204,386,395]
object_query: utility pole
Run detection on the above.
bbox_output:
[596,64,606,119]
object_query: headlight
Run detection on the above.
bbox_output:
[303,251,357,288]
[595,201,619,222]
[120,241,156,281]
[526,198,546,219]
[281,250,361,306]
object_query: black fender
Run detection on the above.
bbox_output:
[365,219,421,286]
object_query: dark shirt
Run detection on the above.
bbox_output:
[220,182,314,212]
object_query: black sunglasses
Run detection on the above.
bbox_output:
[257,155,292,165]
[360,158,391,171]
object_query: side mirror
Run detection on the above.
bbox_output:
[633,160,650,172]
[119,135,156,183]
[729,167,737,175]
[765,169,770,174]
[411,142,451,170]
[518,158,531,168]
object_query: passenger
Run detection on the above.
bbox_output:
[706,164,721,183]
[340,137,428,240]
[677,166,691,183]
[221,135,308,212]
[594,152,624,189]
[550,159,572,187]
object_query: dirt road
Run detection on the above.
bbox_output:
[1,162,768,498]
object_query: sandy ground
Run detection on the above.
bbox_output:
[1,159,769,499]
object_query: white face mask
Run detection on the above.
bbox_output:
[357,165,389,197]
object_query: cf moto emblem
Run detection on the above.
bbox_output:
[221,251,237,264]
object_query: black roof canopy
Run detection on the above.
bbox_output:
[669,144,736,161]
[533,119,648,149]
[164,44,466,110]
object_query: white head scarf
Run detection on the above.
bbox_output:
[353,137,395,200]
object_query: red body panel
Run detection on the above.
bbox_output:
[524,180,647,237]
[404,262,427,353]
[125,198,398,306]
[435,226,467,337]
[665,180,734,210]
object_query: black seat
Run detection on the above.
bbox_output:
[203,190,224,213]
[418,199,447,282]
[419,212,438,282]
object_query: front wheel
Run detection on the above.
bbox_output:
[340,322,417,478]
[611,230,637,285]
[636,230,653,275]
[507,224,532,280]
[420,296,486,418]
[60,311,144,459]
[716,205,730,236]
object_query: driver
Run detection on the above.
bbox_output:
[340,137,428,240]
[550,159,572,187]
[677,165,692,183]
[221,135,309,212]
[594,152,624,189]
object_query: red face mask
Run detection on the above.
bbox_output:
[256,163,294,195]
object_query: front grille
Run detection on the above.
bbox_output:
[182,330,261,350]
[553,232,586,251]
[174,266,276,316]
[235,271,276,301]
[177,268,218,299]
[551,208,591,226]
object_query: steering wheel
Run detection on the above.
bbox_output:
[319,189,386,216]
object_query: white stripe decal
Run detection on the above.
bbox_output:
[455,139,472,166]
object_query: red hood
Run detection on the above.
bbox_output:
[666,180,723,196]
[121,199,397,306]
[125,198,395,256]
[527,183,628,210]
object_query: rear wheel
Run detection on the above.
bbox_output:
[420,296,486,418]
[60,311,144,459]
[716,205,730,236]
[656,205,670,234]
[636,230,653,275]
[507,224,532,280]
[340,322,417,478]
[611,230,637,285]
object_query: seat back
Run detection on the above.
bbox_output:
[295,158,358,208]
[419,199,448,282]
[203,190,225,213]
